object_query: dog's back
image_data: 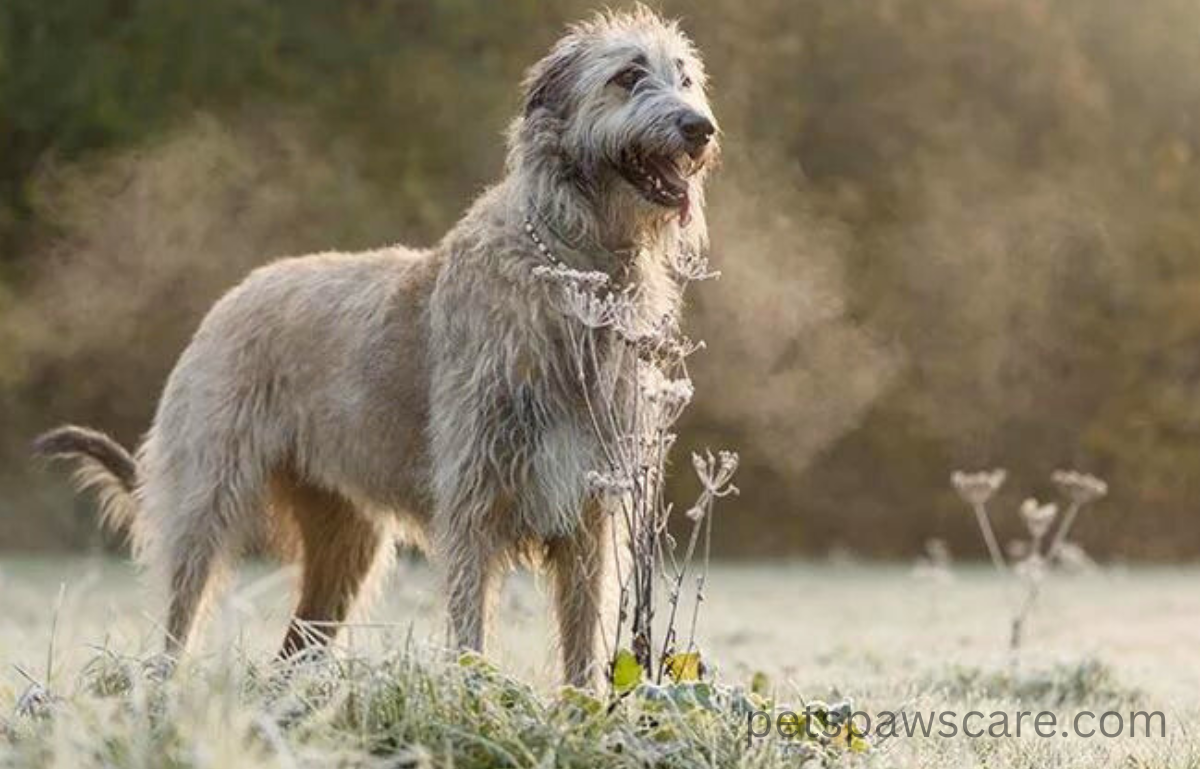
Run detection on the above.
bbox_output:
[37,245,442,653]
[149,247,440,518]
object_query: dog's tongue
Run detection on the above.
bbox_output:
[679,191,692,226]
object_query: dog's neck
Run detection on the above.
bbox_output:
[523,204,634,280]
[526,202,683,339]
[515,166,681,279]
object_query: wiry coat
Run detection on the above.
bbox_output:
[35,8,718,687]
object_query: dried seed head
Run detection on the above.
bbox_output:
[951,469,1007,506]
[653,333,704,365]
[642,376,694,429]
[671,247,720,282]
[562,283,634,329]
[692,449,739,496]
[1020,498,1057,539]
[617,311,677,351]
[585,469,634,497]
[1051,470,1108,506]
[642,376,694,406]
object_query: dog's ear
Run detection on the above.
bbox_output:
[523,44,581,117]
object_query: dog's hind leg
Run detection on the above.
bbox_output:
[275,473,391,658]
[165,537,231,656]
[145,432,266,657]
[159,486,249,657]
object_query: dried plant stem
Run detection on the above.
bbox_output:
[656,497,708,682]
[1010,529,1048,664]
[1008,578,1041,659]
[972,503,1008,573]
[1046,500,1082,561]
[685,502,714,654]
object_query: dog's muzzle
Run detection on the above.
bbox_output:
[617,110,714,224]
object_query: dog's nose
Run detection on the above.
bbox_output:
[677,112,715,148]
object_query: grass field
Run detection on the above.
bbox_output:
[1,555,1198,767]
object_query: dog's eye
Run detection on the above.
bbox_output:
[680,74,693,89]
[611,66,646,91]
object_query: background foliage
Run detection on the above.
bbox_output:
[2,0,1198,558]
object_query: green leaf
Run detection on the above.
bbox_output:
[611,648,644,694]
[557,685,603,718]
[664,652,702,682]
[456,651,494,671]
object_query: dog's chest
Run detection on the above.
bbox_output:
[489,323,625,536]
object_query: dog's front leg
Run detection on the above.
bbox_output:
[547,503,612,688]
[442,527,500,654]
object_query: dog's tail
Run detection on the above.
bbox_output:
[33,425,139,533]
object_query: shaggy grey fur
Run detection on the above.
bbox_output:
[34,7,718,687]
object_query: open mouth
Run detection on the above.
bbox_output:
[618,152,699,221]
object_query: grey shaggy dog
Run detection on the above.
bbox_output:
[34,7,718,687]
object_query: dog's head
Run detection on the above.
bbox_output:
[513,7,718,242]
